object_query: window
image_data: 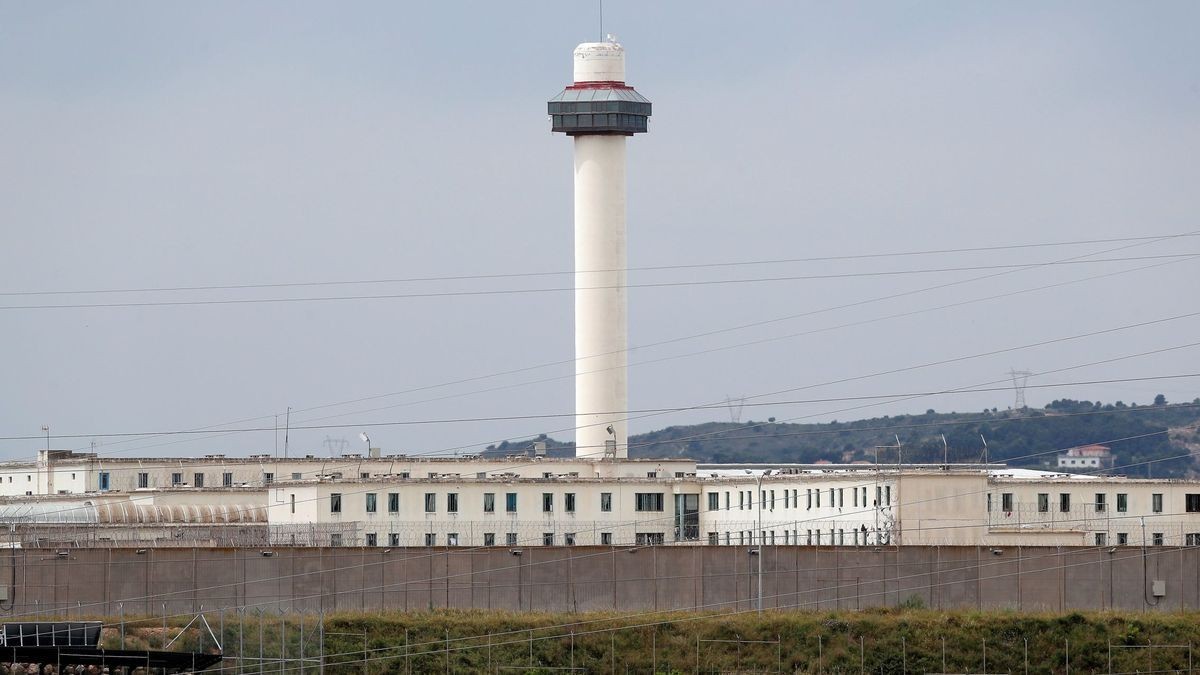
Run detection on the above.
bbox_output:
[1059,493,1071,513]
[483,493,495,513]
[1117,493,1128,512]
[601,532,613,546]
[838,488,844,507]
[425,533,436,546]
[708,532,719,545]
[542,493,554,513]
[565,493,576,513]
[1117,533,1128,545]
[366,533,378,547]
[447,493,458,513]
[1095,494,1106,513]
[646,471,657,478]
[635,493,664,512]
[484,533,495,547]
[1001,493,1013,512]
[806,489,812,510]
[1152,532,1164,546]
[366,493,377,513]
[292,473,302,480]
[330,533,342,547]
[1095,533,1106,546]
[636,532,665,546]
[98,472,110,491]
[1186,533,1200,547]
[330,493,342,513]
[425,493,436,513]
[388,493,399,513]
[1186,494,1200,513]
[223,472,233,487]
[853,488,858,507]
[506,533,518,546]
[290,494,295,514]
[506,493,517,513]
[263,472,274,485]
[1037,493,1049,512]
[816,490,821,508]
[447,533,459,546]
[987,494,992,512]
[1153,493,1163,513]
[388,533,399,547]
[707,492,719,511]
[769,489,775,509]
[188,473,202,487]
[885,486,891,505]
[172,473,183,486]
[360,472,370,479]
[739,491,745,510]
[564,532,576,546]
[543,533,554,546]
[137,472,149,489]
[596,492,611,512]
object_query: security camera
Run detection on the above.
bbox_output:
[606,425,614,435]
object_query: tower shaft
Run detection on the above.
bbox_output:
[574,134,628,458]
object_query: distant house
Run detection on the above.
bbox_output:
[1057,444,1112,471]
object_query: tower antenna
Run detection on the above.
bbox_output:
[599,0,603,41]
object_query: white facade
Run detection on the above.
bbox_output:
[0,450,695,497]
[6,452,1200,549]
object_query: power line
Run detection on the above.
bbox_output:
[2,254,1193,310]
[1,372,1195,442]
[4,232,1194,298]
[42,234,1195,459]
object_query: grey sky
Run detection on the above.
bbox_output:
[1,1,1197,460]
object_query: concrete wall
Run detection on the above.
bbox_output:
[3,545,1198,618]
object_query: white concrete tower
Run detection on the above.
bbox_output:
[549,38,651,459]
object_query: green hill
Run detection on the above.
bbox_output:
[488,397,1200,477]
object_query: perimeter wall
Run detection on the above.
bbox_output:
[2,545,1196,617]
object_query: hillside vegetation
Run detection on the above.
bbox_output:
[486,398,1200,477]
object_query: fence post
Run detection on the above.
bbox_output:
[258,609,264,674]
[652,627,657,674]
[119,603,125,650]
[819,634,824,675]
[239,608,245,675]
[902,635,907,675]
[1066,638,1070,675]
[860,635,865,675]
[1024,637,1029,675]
[983,638,987,674]
[943,636,947,674]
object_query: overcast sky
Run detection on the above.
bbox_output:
[1,1,1197,461]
